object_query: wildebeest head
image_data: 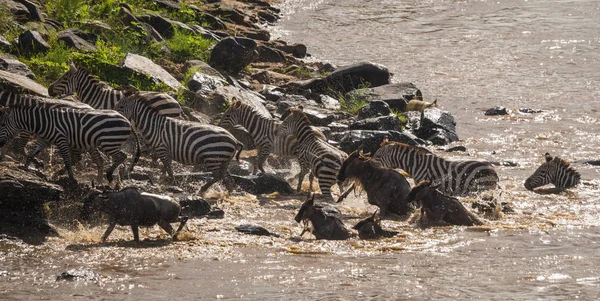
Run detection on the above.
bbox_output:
[406,180,435,205]
[294,193,315,223]
[353,210,380,231]
[80,191,108,221]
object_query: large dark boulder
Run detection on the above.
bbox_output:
[12,0,44,22]
[231,173,295,195]
[349,115,403,132]
[0,53,35,78]
[346,83,422,112]
[0,163,63,243]
[119,53,183,90]
[325,62,391,94]
[356,100,391,120]
[256,45,286,63]
[209,37,258,74]
[137,13,194,39]
[0,69,49,96]
[484,106,508,116]
[2,0,30,22]
[57,29,97,52]
[18,30,49,54]
[410,108,460,145]
[333,130,423,154]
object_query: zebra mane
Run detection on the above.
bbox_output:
[551,156,580,176]
[384,141,432,155]
[287,108,312,126]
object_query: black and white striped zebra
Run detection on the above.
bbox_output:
[114,93,244,192]
[524,153,580,190]
[218,100,297,173]
[48,62,127,109]
[0,90,94,168]
[371,141,499,196]
[47,62,184,118]
[0,105,133,184]
[276,107,347,200]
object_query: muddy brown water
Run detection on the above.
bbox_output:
[3,0,600,299]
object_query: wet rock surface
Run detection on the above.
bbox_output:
[346,82,422,112]
[235,224,280,237]
[56,268,99,282]
[231,173,295,195]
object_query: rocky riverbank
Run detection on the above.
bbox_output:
[0,0,460,242]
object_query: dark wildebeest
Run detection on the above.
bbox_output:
[336,150,413,217]
[80,187,188,242]
[294,193,350,240]
[406,180,483,226]
[353,210,398,240]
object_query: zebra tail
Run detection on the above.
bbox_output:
[235,142,244,163]
[129,132,142,173]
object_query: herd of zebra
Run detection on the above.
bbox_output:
[0,62,583,207]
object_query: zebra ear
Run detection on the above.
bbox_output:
[544,153,553,162]
[0,106,9,113]
[68,60,77,71]
[297,105,304,112]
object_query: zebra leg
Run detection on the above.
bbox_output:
[200,162,230,193]
[308,173,315,191]
[55,143,78,184]
[89,149,105,183]
[106,150,127,183]
[296,167,309,192]
[255,144,271,174]
[156,148,176,184]
[317,178,334,202]
[24,139,50,169]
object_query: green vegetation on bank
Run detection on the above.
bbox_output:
[2,0,215,92]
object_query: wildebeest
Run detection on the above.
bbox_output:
[336,150,413,217]
[406,180,483,226]
[353,210,398,240]
[406,99,438,112]
[294,193,350,240]
[80,187,188,242]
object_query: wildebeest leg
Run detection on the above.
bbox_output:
[200,162,230,193]
[175,216,189,233]
[337,183,356,203]
[101,222,117,242]
[106,150,127,183]
[158,221,174,236]
[131,224,140,242]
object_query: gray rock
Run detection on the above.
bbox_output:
[259,85,285,101]
[56,268,98,282]
[18,30,49,54]
[188,25,223,41]
[256,45,286,63]
[334,130,422,154]
[356,100,391,120]
[119,53,183,90]
[137,13,194,39]
[153,0,180,11]
[328,122,349,133]
[209,37,258,74]
[317,94,341,110]
[346,82,422,112]
[257,10,278,23]
[0,53,34,78]
[413,108,460,145]
[444,146,467,152]
[272,40,307,58]
[235,224,280,237]
[277,101,345,126]
[184,60,225,79]
[1,0,30,21]
[0,35,12,52]
[484,106,508,116]
[187,71,226,97]
[231,173,295,195]
[198,85,270,117]
[57,29,97,52]
[206,5,252,27]
[239,28,270,41]
[325,62,391,94]
[13,0,44,22]
[349,115,403,132]
[0,69,49,96]
[573,159,600,166]
[518,108,544,114]
[191,10,227,30]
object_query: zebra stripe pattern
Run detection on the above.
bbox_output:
[114,94,244,192]
[0,105,133,184]
[0,90,94,168]
[371,141,499,196]
[218,100,296,173]
[48,62,125,109]
[276,107,347,200]
[524,153,580,190]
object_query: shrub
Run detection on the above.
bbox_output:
[24,41,72,86]
[164,30,213,63]
[44,0,90,27]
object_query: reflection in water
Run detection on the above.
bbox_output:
[2,0,600,299]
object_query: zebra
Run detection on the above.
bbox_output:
[0,105,134,184]
[276,106,347,200]
[113,93,244,192]
[218,99,298,174]
[370,140,499,196]
[48,62,127,109]
[524,153,580,191]
[0,90,94,168]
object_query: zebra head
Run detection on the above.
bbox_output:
[0,106,18,148]
[112,94,139,120]
[277,106,307,138]
[218,98,242,129]
[524,153,581,190]
[48,61,81,97]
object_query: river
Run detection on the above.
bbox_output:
[2,0,600,299]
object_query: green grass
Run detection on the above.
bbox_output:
[164,30,214,63]
[390,108,408,130]
[44,0,90,27]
